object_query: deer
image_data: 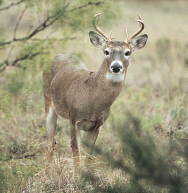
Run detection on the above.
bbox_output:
[43,12,148,168]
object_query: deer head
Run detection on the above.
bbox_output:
[89,12,148,81]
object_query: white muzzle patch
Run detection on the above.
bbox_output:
[106,60,124,82]
[106,71,125,82]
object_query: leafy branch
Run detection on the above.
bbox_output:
[0,1,103,47]
[0,0,104,72]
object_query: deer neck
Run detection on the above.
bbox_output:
[81,61,125,117]
[95,60,125,89]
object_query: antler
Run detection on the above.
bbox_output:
[93,12,115,42]
[125,13,144,44]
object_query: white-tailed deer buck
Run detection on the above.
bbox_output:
[43,12,148,167]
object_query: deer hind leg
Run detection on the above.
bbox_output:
[46,106,58,168]
[43,71,56,168]
[43,71,53,119]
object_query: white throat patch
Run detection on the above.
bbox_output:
[106,71,125,82]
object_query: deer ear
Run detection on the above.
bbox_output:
[129,34,148,51]
[89,31,106,49]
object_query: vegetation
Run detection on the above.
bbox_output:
[1,0,188,192]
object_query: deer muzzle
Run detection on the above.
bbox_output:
[111,61,123,73]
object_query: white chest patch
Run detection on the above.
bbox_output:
[106,71,125,82]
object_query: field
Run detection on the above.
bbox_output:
[1,0,188,192]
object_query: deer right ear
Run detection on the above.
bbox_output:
[89,31,106,49]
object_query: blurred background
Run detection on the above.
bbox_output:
[0,0,188,192]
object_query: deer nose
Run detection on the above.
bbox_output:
[111,63,122,73]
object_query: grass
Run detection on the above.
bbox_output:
[1,0,188,192]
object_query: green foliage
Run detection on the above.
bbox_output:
[171,107,188,126]
[0,89,12,118]
[6,71,25,96]
[148,113,163,130]
[0,164,6,192]
[0,159,42,192]
[156,37,171,59]
[89,111,188,193]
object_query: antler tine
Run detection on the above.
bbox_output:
[125,13,144,44]
[93,12,114,42]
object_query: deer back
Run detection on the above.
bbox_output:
[50,54,89,119]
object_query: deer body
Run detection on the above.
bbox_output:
[44,13,148,167]
[51,52,124,120]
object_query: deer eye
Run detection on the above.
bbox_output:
[125,51,131,56]
[104,50,110,55]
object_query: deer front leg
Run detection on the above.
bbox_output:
[70,121,82,166]
[77,120,102,164]
[46,106,58,169]
[82,125,100,164]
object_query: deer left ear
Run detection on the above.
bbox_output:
[89,31,107,49]
[129,34,148,51]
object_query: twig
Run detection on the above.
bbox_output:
[0,15,57,46]
[0,51,43,72]
[13,6,28,39]
[0,34,76,72]
[0,153,46,161]
[26,25,34,36]
[0,1,104,47]
[0,63,8,72]
[35,0,42,24]
[12,52,42,67]
[0,0,26,11]
[30,37,76,42]
[44,0,49,21]
[68,1,104,12]
[6,45,15,65]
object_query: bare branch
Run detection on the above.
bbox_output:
[13,6,28,39]
[0,51,43,72]
[44,0,49,21]
[26,25,34,36]
[68,1,104,12]
[0,14,58,46]
[0,62,8,72]
[0,153,45,161]
[0,34,77,72]
[0,0,26,11]
[31,36,76,42]
[34,0,42,24]
[12,52,42,67]
[0,1,104,47]
[27,16,57,39]
[6,45,15,62]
